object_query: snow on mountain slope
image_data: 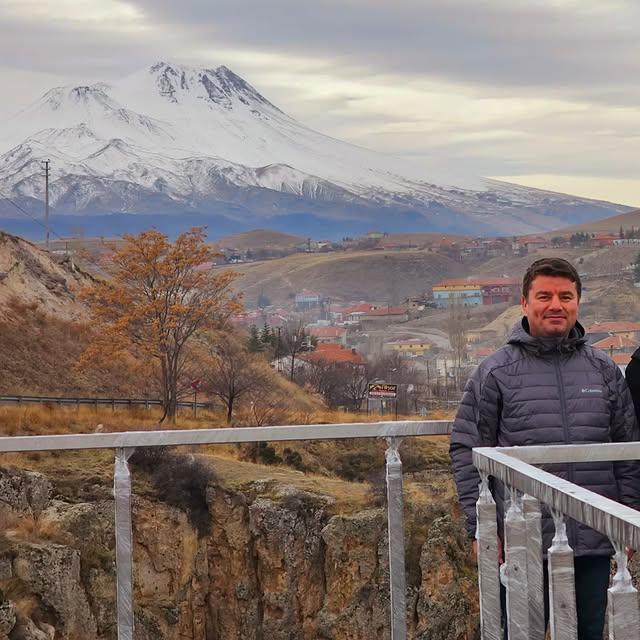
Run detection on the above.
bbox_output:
[0,61,631,235]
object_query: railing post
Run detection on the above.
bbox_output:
[475,473,501,640]
[385,437,407,640]
[547,511,577,640]
[522,494,545,640]
[114,447,136,640]
[607,542,640,640]
[503,489,529,640]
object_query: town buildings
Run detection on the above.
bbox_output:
[431,278,520,309]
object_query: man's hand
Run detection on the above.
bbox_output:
[472,537,504,564]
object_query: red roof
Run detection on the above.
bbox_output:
[300,344,366,365]
[592,335,640,350]
[612,353,632,365]
[337,303,376,315]
[362,306,407,317]
[586,321,640,334]
[435,277,518,288]
[308,326,346,338]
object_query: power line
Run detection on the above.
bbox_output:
[0,186,64,242]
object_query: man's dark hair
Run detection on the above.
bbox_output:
[522,257,582,299]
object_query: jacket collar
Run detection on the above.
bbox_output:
[507,317,587,355]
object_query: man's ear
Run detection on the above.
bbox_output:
[521,295,528,315]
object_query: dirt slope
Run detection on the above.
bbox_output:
[0,231,92,320]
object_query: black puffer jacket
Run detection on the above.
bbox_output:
[450,318,640,557]
[625,346,640,426]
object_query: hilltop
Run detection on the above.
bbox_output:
[212,229,304,251]
[217,249,467,307]
[545,208,640,235]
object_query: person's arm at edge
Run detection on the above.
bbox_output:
[611,364,640,510]
[624,352,640,427]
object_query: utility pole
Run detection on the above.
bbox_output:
[42,159,50,250]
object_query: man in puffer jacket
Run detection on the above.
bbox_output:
[450,257,640,640]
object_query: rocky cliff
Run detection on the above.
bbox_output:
[0,453,479,640]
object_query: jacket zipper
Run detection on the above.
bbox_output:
[553,354,577,547]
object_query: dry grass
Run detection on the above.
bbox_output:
[0,505,71,546]
[0,404,455,513]
[0,577,39,619]
[0,297,155,397]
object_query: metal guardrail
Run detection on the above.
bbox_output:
[472,442,640,640]
[0,394,207,409]
[0,419,453,640]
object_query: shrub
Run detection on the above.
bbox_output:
[129,447,217,536]
[282,448,306,471]
[256,443,282,465]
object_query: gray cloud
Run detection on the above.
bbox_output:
[126,0,640,100]
[0,0,639,203]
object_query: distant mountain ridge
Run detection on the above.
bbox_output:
[0,61,631,239]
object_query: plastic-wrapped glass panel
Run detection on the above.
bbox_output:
[114,447,135,640]
[522,494,545,640]
[385,438,407,640]
[503,490,529,640]
[476,474,501,640]
[607,544,640,640]
[547,512,577,640]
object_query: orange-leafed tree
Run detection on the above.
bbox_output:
[80,227,241,422]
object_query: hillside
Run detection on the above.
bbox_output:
[212,229,303,250]
[0,231,92,320]
[218,249,467,306]
[544,208,640,235]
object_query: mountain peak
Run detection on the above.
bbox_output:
[145,61,279,111]
[38,83,113,111]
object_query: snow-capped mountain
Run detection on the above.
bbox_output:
[0,62,630,237]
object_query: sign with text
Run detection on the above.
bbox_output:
[368,383,398,399]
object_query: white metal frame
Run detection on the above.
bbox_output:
[0,420,453,640]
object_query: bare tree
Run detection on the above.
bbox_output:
[342,365,370,411]
[203,335,268,423]
[447,301,469,389]
[280,321,311,381]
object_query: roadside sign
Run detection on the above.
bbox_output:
[190,379,202,391]
[368,383,398,399]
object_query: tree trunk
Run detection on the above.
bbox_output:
[159,358,169,424]
[226,395,234,424]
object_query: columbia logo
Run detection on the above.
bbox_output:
[581,388,602,394]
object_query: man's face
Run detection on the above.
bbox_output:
[521,275,579,338]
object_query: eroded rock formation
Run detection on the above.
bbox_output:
[0,463,479,639]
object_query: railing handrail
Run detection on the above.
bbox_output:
[491,441,640,464]
[473,446,640,549]
[0,420,453,453]
[0,394,206,408]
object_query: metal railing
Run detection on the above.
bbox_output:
[0,394,207,409]
[0,419,453,640]
[473,442,640,640]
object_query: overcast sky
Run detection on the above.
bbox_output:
[1,0,639,205]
